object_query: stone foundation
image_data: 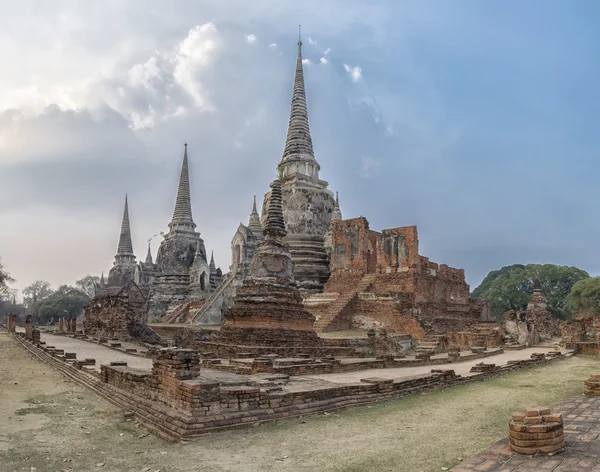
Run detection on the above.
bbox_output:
[12,332,569,441]
[509,407,564,455]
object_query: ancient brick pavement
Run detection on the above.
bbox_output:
[454,396,600,471]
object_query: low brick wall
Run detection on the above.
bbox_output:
[11,332,570,441]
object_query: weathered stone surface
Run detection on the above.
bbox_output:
[83,281,160,344]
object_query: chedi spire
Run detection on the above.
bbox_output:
[248,195,262,235]
[145,242,153,265]
[168,143,196,233]
[116,194,134,256]
[264,179,287,238]
[278,32,318,172]
[332,191,342,221]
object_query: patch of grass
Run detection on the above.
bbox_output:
[14,405,55,416]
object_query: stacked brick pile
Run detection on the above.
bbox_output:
[31,329,41,345]
[584,374,600,396]
[470,362,496,373]
[509,407,564,455]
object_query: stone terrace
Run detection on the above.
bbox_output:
[454,396,600,471]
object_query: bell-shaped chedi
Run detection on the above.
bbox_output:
[222,178,316,333]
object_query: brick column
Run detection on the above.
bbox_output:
[7,314,17,333]
[509,407,564,455]
[25,315,33,341]
[584,374,600,395]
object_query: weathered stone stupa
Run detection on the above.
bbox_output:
[96,195,137,295]
[218,178,320,346]
[143,144,220,321]
[261,38,336,292]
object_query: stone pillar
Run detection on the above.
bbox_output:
[7,314,17,333]
[584,374,600,396]
[57,318,64,333]
[32,329,41,345]
[509,407,564,455]
[25,315,33,341]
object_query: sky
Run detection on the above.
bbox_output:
[1,0,600,298]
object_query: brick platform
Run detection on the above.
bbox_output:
[10,330,572,442]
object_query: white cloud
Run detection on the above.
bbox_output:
[324,47,331,55]
[302,58,311,65]
[308,37,317,45]
[246,34,257,43]
[320,57,328,64]
[343,63,362,82]
[360,156,380,178]
[268,43,278,49]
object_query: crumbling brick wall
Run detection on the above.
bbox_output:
[318,217,489,335]
[83,281,160,344]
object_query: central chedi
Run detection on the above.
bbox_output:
[218,178,320,347]
[261,37,336,292]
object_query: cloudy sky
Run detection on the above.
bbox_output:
[1,0,599,297]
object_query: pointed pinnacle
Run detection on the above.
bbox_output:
[145,242,153,264]
[116,194,134,255]
[264,179,287,238]
[170,143,196,230]
[280,35,316,165]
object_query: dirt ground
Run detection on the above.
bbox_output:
[1,332,599,472]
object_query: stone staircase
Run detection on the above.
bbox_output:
[415,335,448,356]
[313,274,378,332]
[188,270,237,325]
[162,302,192,324]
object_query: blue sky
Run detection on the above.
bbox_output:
[0,1,598,294]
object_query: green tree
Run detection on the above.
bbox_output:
[75,275,100,298]
[0,258,15,299]
[472,264,589,320]
[37,285,91,324]
[22,280,53,307]
[565,277,600,316]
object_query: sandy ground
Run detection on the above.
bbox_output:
[1,331,599,472]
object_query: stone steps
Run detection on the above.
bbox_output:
[313,274,378,332]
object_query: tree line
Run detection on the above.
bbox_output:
[0,259,99,324]
[471,263,600,320]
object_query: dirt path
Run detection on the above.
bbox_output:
[1,331,598,472]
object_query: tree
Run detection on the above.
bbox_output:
[37,285,91,324]
[472,264,590,320]
[0,258,15,300]
[75,275,100,298]
[565,277,600,317]
[22,280,53,307]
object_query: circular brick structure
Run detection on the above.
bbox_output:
[584,374,600,396]
[509,407,564,455]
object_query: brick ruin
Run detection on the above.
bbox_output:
[7,313,16,333]
[561,315,600,354]
[509,407,564,455]
[12,328,566,441]
[204,179,372,359]
[304,217,490,338]
[83,281,160,344]
[503,279,559,346]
